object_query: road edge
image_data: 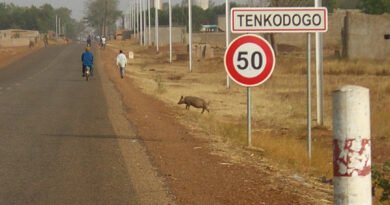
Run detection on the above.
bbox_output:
[96,48,176,205]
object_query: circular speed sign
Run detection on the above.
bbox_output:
[224,34,275,87]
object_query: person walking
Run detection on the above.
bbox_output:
[101,36,106,49]
[116,50,127,79]
[43,34,49,47]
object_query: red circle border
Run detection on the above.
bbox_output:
[224,34,275,87]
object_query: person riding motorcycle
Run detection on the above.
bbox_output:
[81,47,94,77]
[86,35,92,47]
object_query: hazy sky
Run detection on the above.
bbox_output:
[3,0,231,20]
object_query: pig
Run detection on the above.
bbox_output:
[178,96,209,113]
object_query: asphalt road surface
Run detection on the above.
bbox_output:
[0,44,173,205]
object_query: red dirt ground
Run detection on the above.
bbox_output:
[98,48,332,205]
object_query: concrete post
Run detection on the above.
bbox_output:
[332,85,372,205]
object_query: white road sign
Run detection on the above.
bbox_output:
[231,7,328,33]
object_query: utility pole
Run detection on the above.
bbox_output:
[104,0,108,37]
[137,0,140,40]
[55,15,58,38]
[142,0,145,45]
[59,18,61,36]
[169,0,172,63]
[315,0,324,126]
[143,0,147,46]
[132,1,135,31]
[155,0,159,52]
[188,0,192,72]
[148,0,151,46]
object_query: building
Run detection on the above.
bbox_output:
[193,0,208,10]
[0,29,40,47]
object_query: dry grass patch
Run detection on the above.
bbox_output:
[253,131,333,178]
[324,59,390,76]
[108,39,390,184]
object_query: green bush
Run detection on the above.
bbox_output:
[373,161,390,202]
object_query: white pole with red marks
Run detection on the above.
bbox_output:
[332,85,372,205]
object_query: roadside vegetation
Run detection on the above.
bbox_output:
[107,39,390,204]
[0,3,79,38]
[84,0,122,36]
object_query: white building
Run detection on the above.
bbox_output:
[193,0,208,10]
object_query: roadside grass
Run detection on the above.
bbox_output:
[108,40,390,201]
[252,132,333,178]
[154,74,166,94]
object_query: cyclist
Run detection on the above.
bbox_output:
[81,47,94,77]
[86,35,92,47]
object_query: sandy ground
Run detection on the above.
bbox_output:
[99,42,334,204]
[102,37,389,204]
[0,47,40,69]
[0,40,69,69]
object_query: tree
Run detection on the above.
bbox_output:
[0,3,78,38]
[360,0,390,14]
[85,0,122,36]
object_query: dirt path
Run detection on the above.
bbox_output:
[99,47,332,204]
[0,47,41,69]
[0,42,68,69]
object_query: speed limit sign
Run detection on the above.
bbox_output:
[224,34,275,87]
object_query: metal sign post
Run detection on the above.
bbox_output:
[230,7,328,158]
[247,87,252,147]
[307,33,312,160]
[224,35,276,147]
[225,0,230,88]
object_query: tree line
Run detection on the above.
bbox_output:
[83,0,388,36]
[85,0,122,36]
[147,2,239,32]
[360,0,390,14]
[0,3,78,38]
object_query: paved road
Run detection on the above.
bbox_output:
[0,45,171,205]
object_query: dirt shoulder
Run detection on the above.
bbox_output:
[0,40,70,69]
[99,43,332,204]
[0,46,41,69]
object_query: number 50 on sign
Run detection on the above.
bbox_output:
[224,34,275,87]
